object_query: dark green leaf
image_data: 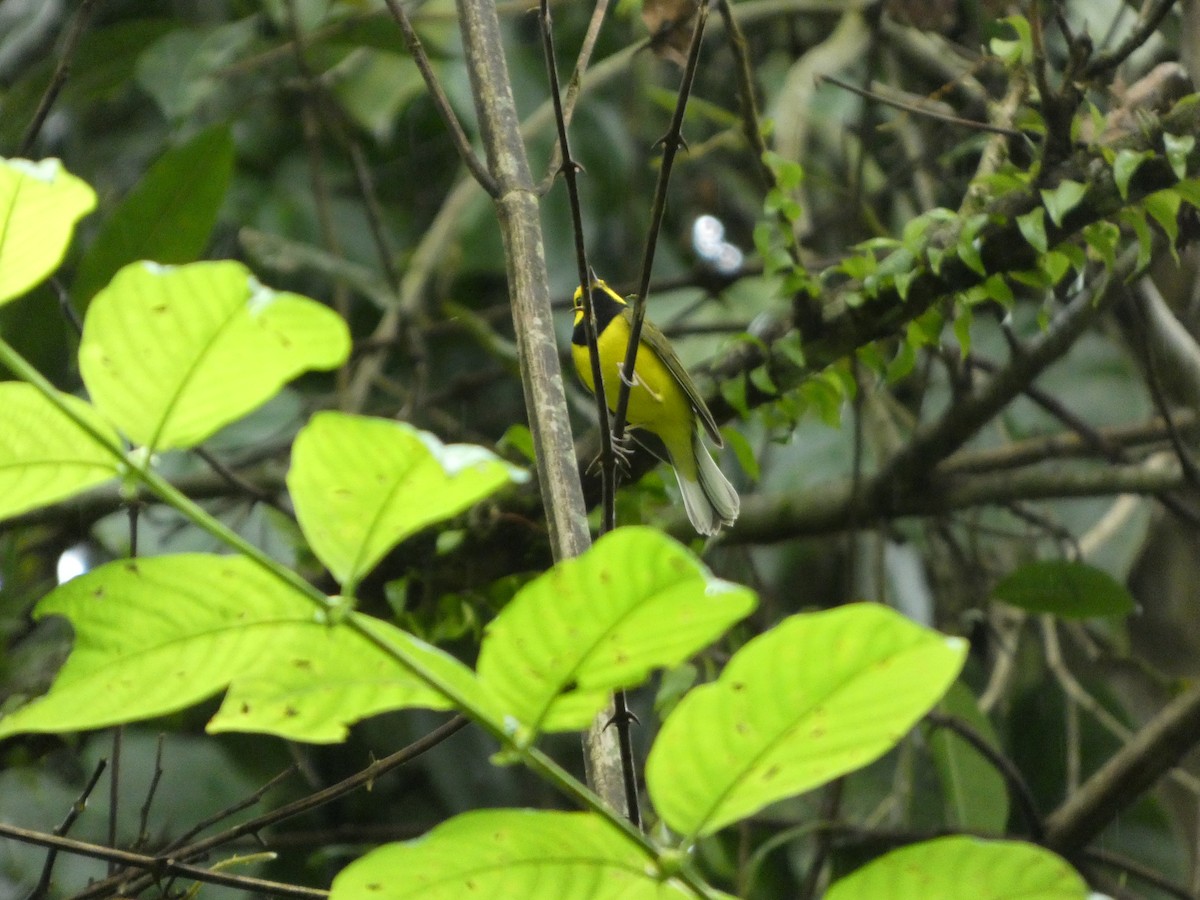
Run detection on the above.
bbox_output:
[993,560,1135,618]
[71,126,234,303]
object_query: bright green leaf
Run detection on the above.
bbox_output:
[0,158,95,306]
[1040,180,1086,228]
[498,424,536,463]
[1038,250,1071,285]
[1112,148,1152,200]
[645,603,967,838]
[1175,178,1200,208]
[71,125,235,304]
[956,214,988,276]
[0,555,479,743]
[1082,221,1119,270]
[476,527,756,734]
[927,683,1009,833]
[1145,189,1182,258]
[992,560,1135,618]
[0,382,120,521]
[990,16,1033,66]
[928,245,946,276]
[1164,132,1195,181]
[887,340,917,382]
[981,274,1014,307]
[1119,208,1154,273]
[748,366,777,396]
[288,411,526,591]
[1015,207,1047,254]
[329,810,696,900]
[722,427,760,482]
[825,836,1086,900]
[209,612,484,743]
[894,268,917,301]
[1056,242,1086,273]
[78,260,349,451]
[722,375,750,418]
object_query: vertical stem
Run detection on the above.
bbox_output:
[611,2,710,445]
[454,0,627,814]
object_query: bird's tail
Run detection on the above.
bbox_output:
[673,431,739,536]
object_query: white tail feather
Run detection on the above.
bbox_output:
[673,433,739,536]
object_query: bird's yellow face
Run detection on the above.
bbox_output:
[571,284,586,329]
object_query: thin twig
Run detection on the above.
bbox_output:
[18,0,99,155]
[1040,617,1200,795]
[539,0,615,534]
[539,0,639,826]
[925,712,1044,840]
[872,252,1127,493]
[50,278,83,337]
[1085,0,1178,78]
[106,727,121,876]
[818,73,1025,139]
[382,0,498,195]
[1085,846,1194,900]
[798,778,843,899]
[1044,672,1200,854]
[715,0,773,187]
[611,0,710,448]
[135,734,166,850]
[539,0,612,189]
[72,718,468,900]
[25,759,107,900]
[194,447,285,510]
[164,765,299,854]
[0,821,328,899]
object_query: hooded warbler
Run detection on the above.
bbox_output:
[571,278,739,535]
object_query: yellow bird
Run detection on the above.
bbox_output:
[571,278,739,535]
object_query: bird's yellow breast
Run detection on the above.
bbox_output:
[572,312,696,469]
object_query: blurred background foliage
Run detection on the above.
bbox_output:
[2,0,1200,897]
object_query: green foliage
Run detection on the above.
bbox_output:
[1016,207,1048,254]
[0,555,474,743]
[288,411,526,592]
[477,527,755,736]
[0,383,120,519]
[1111,148,1154,200]
[1163,133,1194,181]
[71,126,235,304]
[824,836,1086,899]
[1040,180,1087,228]
[3,2,1194,895]
[927,683,1010,833]
[645,604,967,839]
[990,16,1034,67]
[329,810,702,900]
[0,158,95,306]
[992,560,1135,618]
[78,259,350,451]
